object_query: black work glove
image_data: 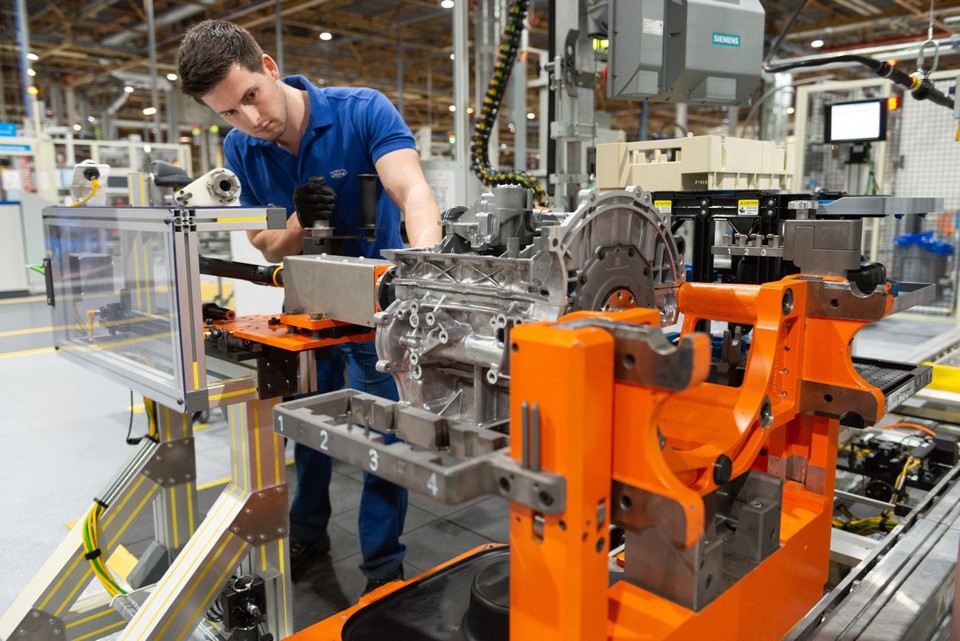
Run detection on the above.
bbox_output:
[293,176,336,228]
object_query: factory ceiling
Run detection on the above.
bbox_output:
[0,0,957,145]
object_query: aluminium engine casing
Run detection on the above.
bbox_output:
[375,185,683,430]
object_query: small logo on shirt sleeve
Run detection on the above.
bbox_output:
[330,169,348,179]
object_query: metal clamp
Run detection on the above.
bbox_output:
[917,39,940,78]
[552,317,706,391]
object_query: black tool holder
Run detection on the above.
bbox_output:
[303,173,382,255]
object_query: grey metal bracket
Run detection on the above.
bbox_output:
[229,485,289,545]
[275,390,566,514]
[141,437,197,488]
[9,610,64,640]
[167,208,196,233]
[552,317,704,391]
[787,196,943,218]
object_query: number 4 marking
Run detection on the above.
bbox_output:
[426,472,439,497]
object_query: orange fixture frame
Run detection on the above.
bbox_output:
[290,275,895,641]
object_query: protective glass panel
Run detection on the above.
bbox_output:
[45,217,185,402]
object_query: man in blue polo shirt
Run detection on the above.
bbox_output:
[177,20,441,594]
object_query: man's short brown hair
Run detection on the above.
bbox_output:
[178,20,265,99]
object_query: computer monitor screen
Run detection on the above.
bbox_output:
[825,99,888,143]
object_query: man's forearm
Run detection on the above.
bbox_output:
[247,215,304,263]
[402,183,442,248]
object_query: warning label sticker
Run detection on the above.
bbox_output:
[738,199,760,215]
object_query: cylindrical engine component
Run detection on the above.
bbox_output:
[358,173,380,240]
[199,255,283,287]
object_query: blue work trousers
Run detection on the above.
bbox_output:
[288,340,408,580]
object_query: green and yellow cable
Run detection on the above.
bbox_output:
[144,397,159,440]
[81,502,126,597]
[84,505,123,596]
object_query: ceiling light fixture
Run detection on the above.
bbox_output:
[811,39,824,48]
[166,73,178,81]
[319,31,333,41]
[27,52,39,61]
[526,112,535,120]
[441,0,455,8]
[72,124,82,131]
[27,69,36,77]
[124,85,135,94]
[449,105,456,112]
[450,53,455,60]
[143,107,157,116]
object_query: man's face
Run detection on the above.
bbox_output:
[201,55,288,143]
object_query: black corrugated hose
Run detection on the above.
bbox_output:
[764,55,955,111]
[470,0,548,206]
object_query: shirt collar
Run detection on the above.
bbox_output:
[283,75,333,130]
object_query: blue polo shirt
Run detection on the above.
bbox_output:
[223,76,414,258]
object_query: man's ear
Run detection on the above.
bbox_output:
[262,54,280,80]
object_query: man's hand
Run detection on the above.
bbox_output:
[293,176,336,228]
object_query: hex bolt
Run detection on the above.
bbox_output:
[245,508,253,516]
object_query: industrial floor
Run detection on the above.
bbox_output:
[0,294,952,634]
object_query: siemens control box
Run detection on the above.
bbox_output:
[607,0,764,105]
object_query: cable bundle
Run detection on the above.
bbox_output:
[82,501,127,597]
[470,0,548,206]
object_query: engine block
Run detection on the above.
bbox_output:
[375,185,684,429]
